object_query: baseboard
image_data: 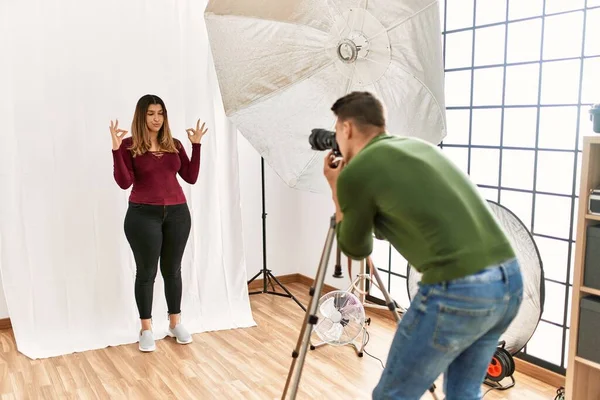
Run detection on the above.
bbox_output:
[248,273,303,292]
[514,357,565,388]
[248,273,342,295]
[0,318,11,330]
[295,274,339,294]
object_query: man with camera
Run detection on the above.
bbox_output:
[320,91,523,400]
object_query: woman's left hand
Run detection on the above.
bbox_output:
[186,119,208,144]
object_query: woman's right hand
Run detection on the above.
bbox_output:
[110,119,128,150]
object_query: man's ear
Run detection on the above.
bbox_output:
[344,120,353,139]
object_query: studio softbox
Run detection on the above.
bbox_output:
[204,0,447,193]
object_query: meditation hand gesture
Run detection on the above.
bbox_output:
[110,119,128,151]
[186,119,208,144]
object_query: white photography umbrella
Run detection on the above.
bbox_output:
[204,0,446,193]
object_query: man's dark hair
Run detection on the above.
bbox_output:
[331,91,386,128]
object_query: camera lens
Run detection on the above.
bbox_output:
[309,129,334,151]
[309,128,341,156]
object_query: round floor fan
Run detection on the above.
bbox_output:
[406,200,545,388]
[311,290,367,355]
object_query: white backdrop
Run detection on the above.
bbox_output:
[0,0,255,359]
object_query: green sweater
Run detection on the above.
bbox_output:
[335,133,515,284]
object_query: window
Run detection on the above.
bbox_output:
[538,107,579,149]
[509,1,543,20]
[503,107,538,147]
[501,150,535,189]
[542,12,584,60]
[445,31,473,69]
[473,67,504,106]
[476,0,507,25]
[504,64,540,105]
[474,25,505,66]
[507,19,542,63]
[472,109,502,146]
[541,60,581,105]
[370,1,600,375]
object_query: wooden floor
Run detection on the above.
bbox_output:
[0,282,559,399]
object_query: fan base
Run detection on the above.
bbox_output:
[310,326,367,358]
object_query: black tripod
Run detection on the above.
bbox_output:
[281,215,439,400]
[247,158,306,311]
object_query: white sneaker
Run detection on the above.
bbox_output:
[139,330,156,352]
[168,323,193,344]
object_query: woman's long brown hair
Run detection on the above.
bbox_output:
[128,94,179,157]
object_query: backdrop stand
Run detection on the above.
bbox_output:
[247,157,306,311]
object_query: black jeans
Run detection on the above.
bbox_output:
[124,202,191,320]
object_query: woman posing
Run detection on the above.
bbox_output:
[110,94,207,352]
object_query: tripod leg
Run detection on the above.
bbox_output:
[267,271,275,291]
[333,244,343,278]
[248,268,268,295]
[282,216,337,400]
[247,269,263,285]
[367,258,401,324]
[368,258,440,400]
[268,272,307,311]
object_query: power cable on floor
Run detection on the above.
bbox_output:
[362,326,385,369]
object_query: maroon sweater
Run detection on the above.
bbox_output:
[112,137,201,205]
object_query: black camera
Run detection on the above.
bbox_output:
[309,128,341,156]
[591,104,600,134]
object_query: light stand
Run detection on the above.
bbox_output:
[352,258,406,317]
[281,215,439,400]
[247,157,306,311]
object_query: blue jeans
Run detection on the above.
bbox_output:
[372,258,523,400]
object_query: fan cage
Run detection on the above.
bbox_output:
[314,290,367,346]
